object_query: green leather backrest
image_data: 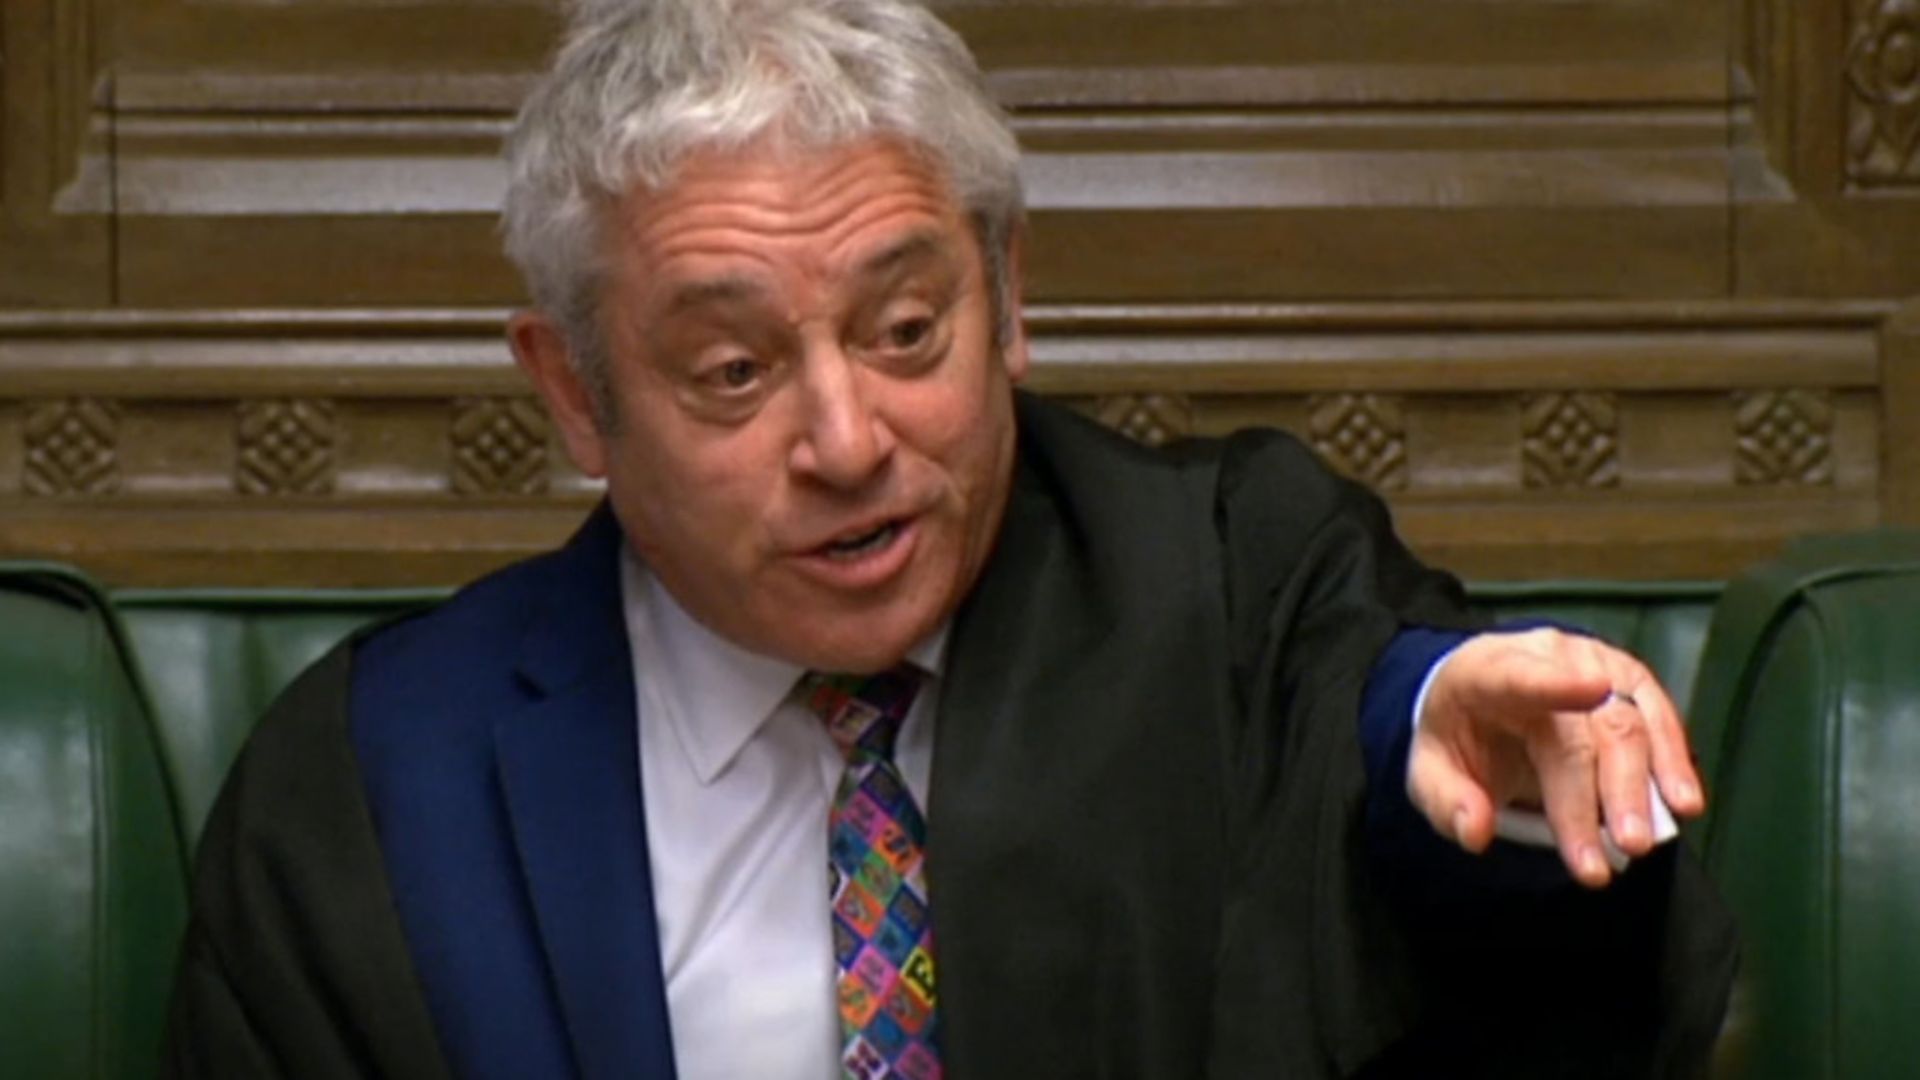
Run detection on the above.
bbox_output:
[103,581,1720,861]
[0,570,186,1080]
[1686,532,1920,1080]
[112,589,443,850]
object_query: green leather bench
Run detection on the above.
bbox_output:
[4,533,1917,1077]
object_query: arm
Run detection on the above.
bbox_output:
[1208,427,1736,1077]
[163,643,451,1080]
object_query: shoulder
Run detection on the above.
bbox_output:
[351,542,567,703]
[343,534,600,791]
[200,540,573,838]
[1011,391,1371,556]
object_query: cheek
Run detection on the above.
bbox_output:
[612,422,787,545]
[904,349,1008,463]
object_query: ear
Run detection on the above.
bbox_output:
[507,310,609,479]
[998,228,1031,384]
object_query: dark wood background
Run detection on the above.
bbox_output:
[3,0,1917,585]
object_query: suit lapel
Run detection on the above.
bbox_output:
[494,506,678,1080]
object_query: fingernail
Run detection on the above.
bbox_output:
[1579,845,1607,880]
[1620,812,1647,847]
[1676,781,1701,807]
[1452,807,1471,842]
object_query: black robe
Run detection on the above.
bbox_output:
[166,393,1737,1078]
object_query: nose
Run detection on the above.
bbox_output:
[788,346,895,489]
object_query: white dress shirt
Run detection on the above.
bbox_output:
[620,549,943,1080]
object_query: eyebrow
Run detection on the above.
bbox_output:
[662,275,769,317]
[658,230,960,318]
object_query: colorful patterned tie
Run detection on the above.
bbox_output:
[797,667,941,1080]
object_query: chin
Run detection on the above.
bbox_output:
[788,612,933,675]
[798,637,915,676]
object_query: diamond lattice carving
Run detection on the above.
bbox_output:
[1522,392,1620,489]
[1846,0,1920,183]
[1090,393,1193,448]
[24,399,120,496]
[1734,390,1834,485]
[1307,394,1407,490]
[451,397,550,495]
[236,399,338,495]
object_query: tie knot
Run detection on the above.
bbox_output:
[797,664,922,764]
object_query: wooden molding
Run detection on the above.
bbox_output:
[0,299,1903,585]
[1884,298,1920,527]
[104,101,1739,306]
[0,0,112,306]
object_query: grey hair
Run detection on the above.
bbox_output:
[502,0,1026,419]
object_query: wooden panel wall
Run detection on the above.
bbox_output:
[2,0,1917,585]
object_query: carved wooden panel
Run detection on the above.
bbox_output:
[1734,390,1836,485]
[1737,0,1920,295]
[451,397,550,496]
[1522,393,1621,489]
[235,399,338,495]
[1845,0,1920,184]
[1086,393,1193,449]
[0,300,1903,585]
[1308,394,1409,492]
[24,399,120,496]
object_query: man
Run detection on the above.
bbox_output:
[165,1,1735,1077]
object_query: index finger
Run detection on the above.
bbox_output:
[1622,678,1704,818]
[1452,644,1612,731]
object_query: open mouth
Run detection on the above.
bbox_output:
[821,520,902,561]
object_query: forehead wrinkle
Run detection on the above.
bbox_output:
[634,187,959,303]
[818,191,959,266]
[612,142,970,323]
[625,139,956,246]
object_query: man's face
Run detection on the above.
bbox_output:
[522,136,1028,672]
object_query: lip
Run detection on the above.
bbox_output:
[789,514,921,591]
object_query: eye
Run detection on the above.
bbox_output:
[714,357,761,390]
[885,316,934,351]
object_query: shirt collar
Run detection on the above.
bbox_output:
[621,545,947,787]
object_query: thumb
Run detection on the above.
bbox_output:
[1407,737,1500,853]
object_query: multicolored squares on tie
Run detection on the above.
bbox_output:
[798,667,941,1080]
